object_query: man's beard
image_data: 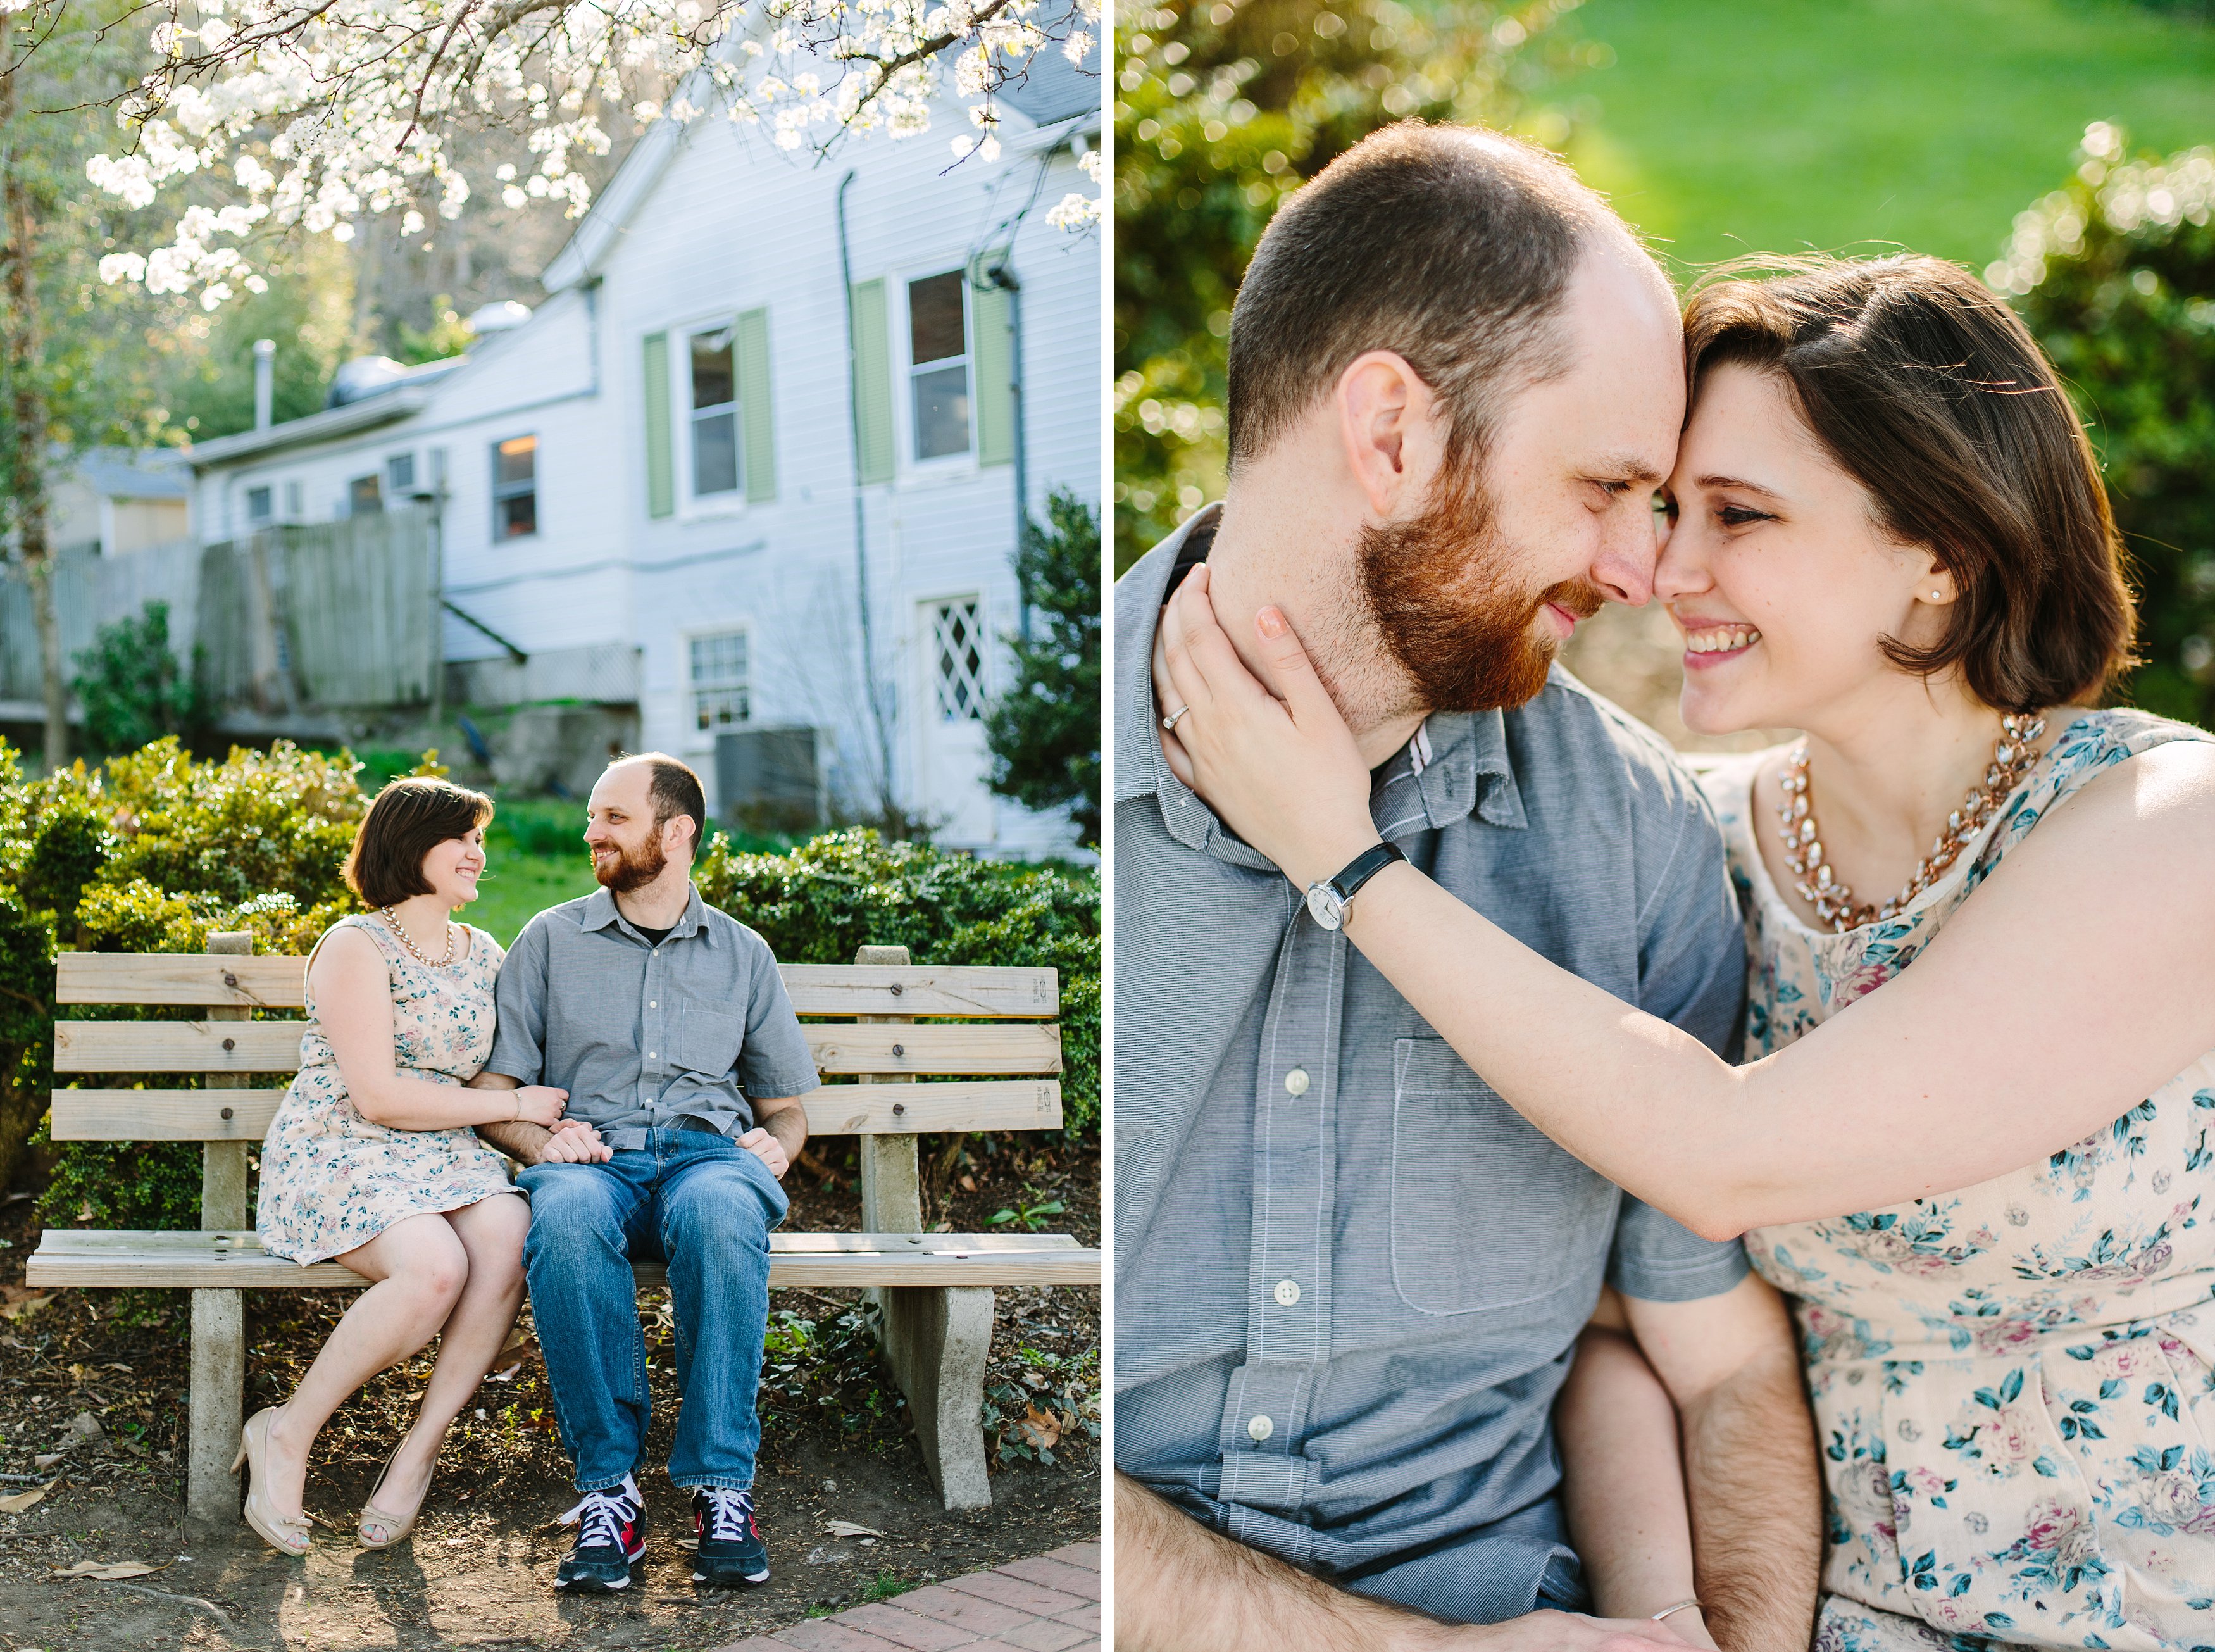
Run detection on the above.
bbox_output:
[594,832,667,893]
[1356,468,1605,715]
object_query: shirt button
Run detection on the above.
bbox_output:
[1273,1279,1301,1306]
[1246,1414,1274,1442]
[650,1001,657,1008]
[1284,1068,1310,1097]
[647,1052,656,1060]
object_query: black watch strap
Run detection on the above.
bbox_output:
[1330,841,1407,903]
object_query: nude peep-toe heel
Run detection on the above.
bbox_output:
[233,1406,311,1557]
[357,1442,430,1550]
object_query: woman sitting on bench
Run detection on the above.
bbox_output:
[243,777,571,1555]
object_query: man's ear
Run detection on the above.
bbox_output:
[1335,351,1443,518]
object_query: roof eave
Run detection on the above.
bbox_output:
[185,386,433,469]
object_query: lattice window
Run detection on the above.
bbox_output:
[690,630,750,730]
[930,599,985,722]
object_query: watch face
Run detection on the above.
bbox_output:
[1306,882,1344,930]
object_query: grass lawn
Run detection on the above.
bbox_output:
[1553,0,2215,275]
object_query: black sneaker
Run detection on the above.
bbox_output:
[554,1476,646,1593]
[690,1486,770,1586]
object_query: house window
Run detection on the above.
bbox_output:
[929,598,985,721]
[387,452,416,497]
[908,271,970,461]
[348,474,384,516]
[493,435,537,538]
[246,485,273,525]
[689,329,740,498]
[690,630,750,730]
[284,480,303,519]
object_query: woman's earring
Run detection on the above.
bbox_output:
[1931,589,1944,600]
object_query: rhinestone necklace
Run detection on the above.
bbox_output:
[380,905,459,966]
[1777,713,2047,933]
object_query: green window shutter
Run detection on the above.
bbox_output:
[973,283,1014,468]
[736,308,777,504]
[849,280,895,486]
[642,332,674,519]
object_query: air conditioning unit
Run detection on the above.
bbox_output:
[715,727,821,834]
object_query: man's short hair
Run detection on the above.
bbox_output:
[616,752,708,858]
[344,776,493,908]
[1227,121,1626,474]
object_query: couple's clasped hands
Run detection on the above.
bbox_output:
[504,1091,792,1178]
[1153,566,1385,893]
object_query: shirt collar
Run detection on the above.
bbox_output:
[1113,502,1526,848]
[580,882,714,941]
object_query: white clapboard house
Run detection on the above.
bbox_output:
[186,53,1100,855]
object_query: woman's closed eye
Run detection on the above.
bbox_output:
[1716,502,1776,529]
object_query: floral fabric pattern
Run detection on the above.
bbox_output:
[256,914,517,1264]
[1698,709,2215,1652]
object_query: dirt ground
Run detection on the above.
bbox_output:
[0,1137,1101,1651]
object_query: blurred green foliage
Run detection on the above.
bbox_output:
[70,601,218,758]
[1113,0,1595,572]
[1995,125,2215,729]
[695,830,1101,1136]
[986,489,1102,846]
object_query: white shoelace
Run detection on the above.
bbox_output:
[559,1479,640,1551]
[697,1487,756,1542]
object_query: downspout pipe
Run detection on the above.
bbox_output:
[836,170,896,818]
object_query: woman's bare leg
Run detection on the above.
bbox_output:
[368,1192,531,1517]
[259,1213,470,1522]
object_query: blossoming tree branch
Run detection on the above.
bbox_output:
[68,0,1101,308]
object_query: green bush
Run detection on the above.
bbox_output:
[70,600,216,758]
[986,489,1102,848]
[694,830,1101,1136]
[1991,123,2215,730]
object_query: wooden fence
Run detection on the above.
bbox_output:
[1,510,437,714]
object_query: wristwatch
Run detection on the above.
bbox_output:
[1304,842,1406,931]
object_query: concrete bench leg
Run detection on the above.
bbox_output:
[880,1284,994,1511]
[187,1287,244,1524]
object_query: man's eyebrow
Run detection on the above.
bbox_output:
[1592,453,1666,485]
[1695,473,1784,498]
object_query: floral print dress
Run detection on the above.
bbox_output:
[1697,708,2215,1652]
[256,913,518,1265]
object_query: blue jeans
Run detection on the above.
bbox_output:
[518,1128,788,1493]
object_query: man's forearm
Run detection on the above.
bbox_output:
[1118,1474,1454,1652]
[467,1070,549,1162]
[1680,1353,1821,1652]
[758,1095,809,1160]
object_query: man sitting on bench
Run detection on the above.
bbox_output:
[474,753,818,1594]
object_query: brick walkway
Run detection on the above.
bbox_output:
[718,1542,1102,1651]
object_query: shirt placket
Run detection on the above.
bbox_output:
[640,941,665,1124]
[1216,910,1342,1563]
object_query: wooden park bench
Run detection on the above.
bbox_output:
[28,935,1099,1523]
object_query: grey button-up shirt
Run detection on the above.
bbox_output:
[1114,508,1750,1625]
[487,884,818,1149]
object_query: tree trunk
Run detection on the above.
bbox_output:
[0,10,66,771]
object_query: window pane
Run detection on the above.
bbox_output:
[908,272,966,366]
[246,486,272,523]
[932,599,985,721]
[499,491,537,538]
[387,453,416,494]
[349,475,384,515]
[694,686,749,729]
[691,333,735,410]
[690,632,747,685]
[692,410,739,496]
[496,435,536,486]
[913,363,970,460]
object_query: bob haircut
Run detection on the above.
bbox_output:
[1682,254,2137,713]
[344,777,494,909]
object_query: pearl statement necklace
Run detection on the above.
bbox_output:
[380,906,459,966]
[1778,713,2047,933]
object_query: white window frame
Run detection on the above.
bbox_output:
[922,592,989,724]
[682,322,745,512]
[386,451,418,499]
[895,266,977,480]
[491,433,540,542]
[683,623,753,751]
[244,484,273,527]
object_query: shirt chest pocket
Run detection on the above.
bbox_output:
[1390,1037,1616,1317]
[671,1001,744,1079]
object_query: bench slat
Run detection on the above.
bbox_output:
[53,1020,1061,1079]
[27,1229,1100,1291]
[57,954,1059,1018]
[49,1079,1063,1141]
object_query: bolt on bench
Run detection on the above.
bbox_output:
[28,934,1101,1522]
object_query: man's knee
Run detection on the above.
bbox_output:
[663,1156,778,1260]
[521,1165,627,1259]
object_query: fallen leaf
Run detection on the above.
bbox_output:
[1015,1406,1062,1452]
[103,1363,132,1374]
[0,1294,53,1322]
[823,1520,884,1538]
[52,1560,166,1580]
[32,1454,62,1470]
[0,1483,52,1513]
